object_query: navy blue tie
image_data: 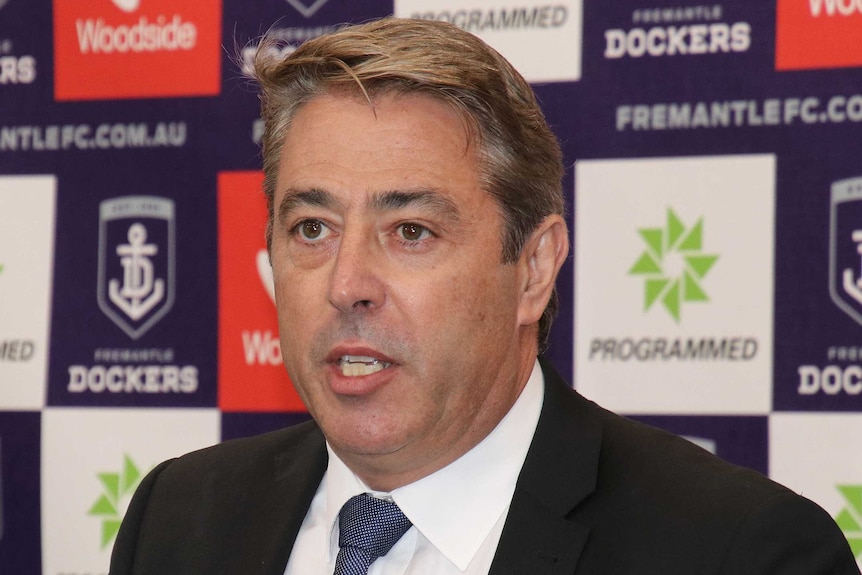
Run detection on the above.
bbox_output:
[334,493,413,575]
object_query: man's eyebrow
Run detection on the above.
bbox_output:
[277,188,340,223]
[370,189,462,222]
[276,187,463,223]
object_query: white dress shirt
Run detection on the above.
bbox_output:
[284,360,545,574]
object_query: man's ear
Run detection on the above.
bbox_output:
[517,214,569,326]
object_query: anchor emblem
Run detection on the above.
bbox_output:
[108,223,165,320]
[97,196,175,339]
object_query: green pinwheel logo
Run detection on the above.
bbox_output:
[88,454,143,549]
[834,485,862,559]
[628,208,718,322]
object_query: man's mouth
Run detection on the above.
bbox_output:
[337,355,392,377]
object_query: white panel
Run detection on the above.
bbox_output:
[770,413,862,568]
[574,155,775,414]
[394,0,583,83]
[41,408,220,574]
[0,175,56,409]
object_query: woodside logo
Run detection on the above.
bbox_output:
[75,15,197,54]
[776,0,862,70]
[53,0,221,100]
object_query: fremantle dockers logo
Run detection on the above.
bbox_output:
[829,178,862,327]
[97,196,175,339]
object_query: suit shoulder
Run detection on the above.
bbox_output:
[111,420,327,573]
[516,367,858,572]
[543,377,791,516]
[589,396,785,504]
[534,364,790,512]
[152,419,324,487]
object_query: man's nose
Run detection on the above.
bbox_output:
[327,228,386,313]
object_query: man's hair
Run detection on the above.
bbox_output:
[252,17,565,348]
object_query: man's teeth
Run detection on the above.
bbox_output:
[338,355,391,377]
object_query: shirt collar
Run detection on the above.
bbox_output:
[323,360,545,570]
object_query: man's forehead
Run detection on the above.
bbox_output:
[275,90,486,210]
[288,87,478,152]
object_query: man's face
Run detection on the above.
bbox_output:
[270,91,538,488]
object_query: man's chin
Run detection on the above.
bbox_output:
[326,427,411,462]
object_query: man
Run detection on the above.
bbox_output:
[110,18,859,575]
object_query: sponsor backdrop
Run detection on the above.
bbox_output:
[0,0,860,571]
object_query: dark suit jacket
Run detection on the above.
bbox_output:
[110,363,860,574]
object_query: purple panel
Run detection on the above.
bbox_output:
[0,412,41,574]
[576,1,779,160]
[47,165,217,407]
[774,152,862,412]
[0,0,53,118]
[215,0,395,171]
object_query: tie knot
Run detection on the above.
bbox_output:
[336,493,412,574]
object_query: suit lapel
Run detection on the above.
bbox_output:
[229,423,328,575]
[489,361,602,575]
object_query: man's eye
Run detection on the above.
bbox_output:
[295,219,329,241]
[398,223,431,242]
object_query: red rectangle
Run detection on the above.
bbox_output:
[776,0,862,70]
[218,171,307,413]
[53,0,221,100]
